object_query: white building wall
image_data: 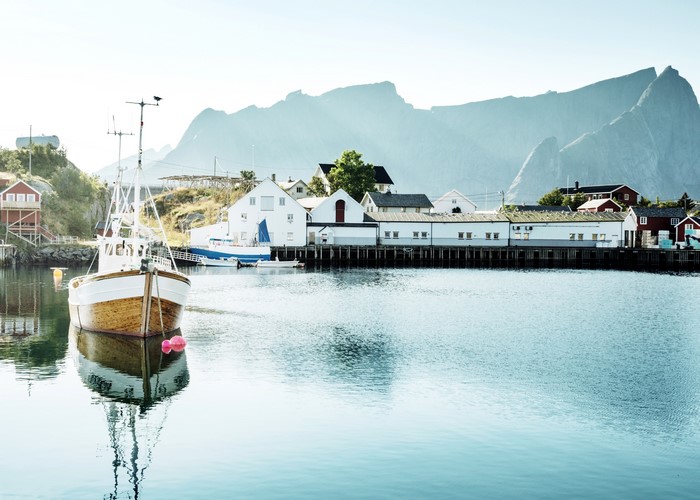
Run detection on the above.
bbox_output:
[432,190,477,214]
[509,220,623,247]
[377,220,509,247]
[311,189,365,224]
[227,178,308,246]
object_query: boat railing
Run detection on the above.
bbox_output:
[149,253,174,271]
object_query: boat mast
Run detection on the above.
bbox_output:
[126,97,161,262]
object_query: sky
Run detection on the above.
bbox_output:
[1,0,698,174]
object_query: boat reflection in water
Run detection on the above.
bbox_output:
[69,326,189,498]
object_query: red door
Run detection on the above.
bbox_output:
[335,200,345,223]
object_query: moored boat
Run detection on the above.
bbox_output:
[68,98,190,337]
[189,219,272,264]
[198,256,241,267]
[255,257,304,268]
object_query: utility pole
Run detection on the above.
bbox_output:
[28,125,32,175]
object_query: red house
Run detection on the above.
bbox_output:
[561,182,640,206]
[623,207,686,248]
[674,216,700,244]
[0,180,43,244]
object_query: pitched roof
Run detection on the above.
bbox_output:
[514,205,572,212]
[559,184,638,196]
[577,198,622,210]
[676,216,700,227]
[506,211,626,223]
[318,163,394,185]
[366,192,433,208]
[367,212,510,223]
[630,207,686,218]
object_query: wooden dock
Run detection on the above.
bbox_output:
[266,245,700,271]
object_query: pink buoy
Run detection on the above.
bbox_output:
[170,335,187,352]
[161,339,172,354]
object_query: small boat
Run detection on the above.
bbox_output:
[189,219,272,265]
[68,99,190,337]
[255,257,304,268]
[198,256,240,268]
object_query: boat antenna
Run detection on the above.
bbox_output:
[126,97,161,254]
[107,117,134,219]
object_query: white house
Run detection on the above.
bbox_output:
[188,179,310,247]
[361,192,433,214]
[225,178,309,247]
[432,190,477,214]
[308,189,377,245]
[277,176,309,201]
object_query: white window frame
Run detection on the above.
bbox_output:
[413,232,419,239]
[384,231,391,239]
[249,197,256,205]
[279,197,286,206]
[287,232,293,241]
[392,231,399,239]
[640,216,648,225]
[287,213,294,222]
[261,196,274,211]
[671,218,679,225]
[241,213,247,221]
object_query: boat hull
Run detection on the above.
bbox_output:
[190,245,270,264]
[68,269,190,337]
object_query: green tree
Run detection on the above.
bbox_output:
[240,170,256,193]
[538,187,565,206]
[307,175,327,197]
[563,191,587,210]
[326,150,376,201]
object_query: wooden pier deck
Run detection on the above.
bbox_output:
[265,245,700,271]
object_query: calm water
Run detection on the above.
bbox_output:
[1,265,700,499]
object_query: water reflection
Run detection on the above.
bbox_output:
[0,267,72,378]
[69,327,189,499]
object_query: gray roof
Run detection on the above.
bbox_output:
[367,192,433,208]
[559,184,638,196]
[366,212,510,223]
[506,211,626,223]
[630,207,686,218]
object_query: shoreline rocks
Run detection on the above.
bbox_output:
[4,244,97,267]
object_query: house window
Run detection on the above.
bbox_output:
[640,216,647,225]
[279,197,286,206]
[413,232,419,239]
[604,208,613,212]
[287,232,293,241]
[381,207,388,212]
[523,233,530,240]
[249,197,256,205]
[671,218,679,225]
[592,234,598,241]
[241,232,247,241]
[384,231,391,239]
[287,214,294,222]
[401,207,406,213]
[600,234,606,240]
[493,233,499,240]
[514,232,521,239]
[392,231,399,239]
[261,196,274,211]
[452,199,457,204]
[17,194,25,202]
[465,232,472,240]
[578,234,584,240]
[421,232,428,239]
[27,194,36,202]
[686,224,695,231]
[6,193,15,202]
[458,232,464,240]
[485,232,492,240]
[569,233,575,240]
[415,208,420,213]
[624,193,629,200]
[296,187,303,193]
[241,213,247,221]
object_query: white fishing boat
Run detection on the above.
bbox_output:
[198,256,240,268]
[68,98,191,337]
[255,257,304,268]
[189,219,272,265]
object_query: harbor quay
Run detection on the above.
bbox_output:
[265,245,700,271]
